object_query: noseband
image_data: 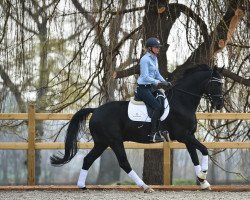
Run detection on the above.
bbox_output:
[204,77,223,101]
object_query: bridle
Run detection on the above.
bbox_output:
[204,77,223,101]
[172,74,223,101]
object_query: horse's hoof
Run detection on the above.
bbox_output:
[144,187,154,193]
[202,186,212,190]
[200,180,211,190]
[206,186,212,190]
[79,187,88,191]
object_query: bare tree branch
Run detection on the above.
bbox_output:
[0,65,26,112]
[113,63,139,79]
[220,68,250,86]
[112,25,143,57]
[109,6,145,15]
[169,3,209,42]
[0,1,11,44]
[186,0,245,65]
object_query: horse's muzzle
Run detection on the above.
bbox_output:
[211,98,224,110]
[216,103,223,110]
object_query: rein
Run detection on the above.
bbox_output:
[174,88,202,98]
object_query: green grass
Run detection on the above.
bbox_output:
[115,180,136,185]
[115,179,196,186]
[172,179,196,185]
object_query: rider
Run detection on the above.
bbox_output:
[136,37,171,142]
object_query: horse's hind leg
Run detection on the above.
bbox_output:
[77,143,108,189]
[110,142,154,193]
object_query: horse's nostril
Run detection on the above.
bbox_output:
[216,102,223,110]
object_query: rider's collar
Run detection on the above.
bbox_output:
[146,51,157,59]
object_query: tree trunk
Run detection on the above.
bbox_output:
[143,149,163,184]
[142,0,173,185]
[35,17,49,184]
[143,0,171,77]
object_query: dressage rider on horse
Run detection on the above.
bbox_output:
[136,37,171,143]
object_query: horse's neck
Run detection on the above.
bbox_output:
[172,72,209,112]
[178,72,209,93]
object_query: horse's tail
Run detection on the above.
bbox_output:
[50,108,95,166]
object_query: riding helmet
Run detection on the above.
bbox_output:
[145,37,162,48]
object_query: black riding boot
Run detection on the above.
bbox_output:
[149,109,164,142]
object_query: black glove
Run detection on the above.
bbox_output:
[157,81,172,90]
[159,81,172,87]
[158,81,172,90]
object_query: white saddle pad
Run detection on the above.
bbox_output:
[128,97,170,122]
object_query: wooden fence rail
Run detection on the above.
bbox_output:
[0,104,249,186]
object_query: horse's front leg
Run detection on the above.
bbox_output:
[185,142,211,190]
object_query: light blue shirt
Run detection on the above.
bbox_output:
[137,52,165,85]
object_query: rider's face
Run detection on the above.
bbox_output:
[151,47,160,54]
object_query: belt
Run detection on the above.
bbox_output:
[137,84,152,88]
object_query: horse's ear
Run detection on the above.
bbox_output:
[218,65,225,73]
[213,65,224,73]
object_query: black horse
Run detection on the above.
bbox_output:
[51,64,223,192]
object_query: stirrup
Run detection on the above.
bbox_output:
[160,130,171,142]
[149,132,164,143]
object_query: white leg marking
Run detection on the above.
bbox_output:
[77,169,88,188]
[128,170,154,193]
[194,165,201,176]
[201,155,208,171]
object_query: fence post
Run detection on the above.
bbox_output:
[163,141,171,185]
[27,103,36,185]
